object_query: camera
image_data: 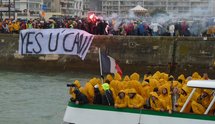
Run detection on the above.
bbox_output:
[67,83,76,87]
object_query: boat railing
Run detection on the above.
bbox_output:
[180,80,215,115]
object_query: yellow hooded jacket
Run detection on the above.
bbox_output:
[130,73,140,81]
[150,92,164,111]
[129,73,143,95]
[191,101,206,115]
[69,87,76,100]
[157,79,164,87]
[201,89,213,108]
[190,72,203,94]
[110,73,122,95]
[115,90,129,108]
[121,75,130,90]
[84,78,97,103]
[177,94,191,112]
[160,73,169,81]
[127,88,144,109]
[153,71,161,80]
[105,74,113,82]
[124,75,130,82]
[158,83,171,95]
[192,72,202,80]
[159,84,172,111]
[176,86,191,113]
[141,81,152,103]
[69,80,86,100]
[178,74,186,85]
[149,78,159,91]
[110,80,119,95]
[191,89,213,114]
[172,81,182,89]
[114,73,122,81]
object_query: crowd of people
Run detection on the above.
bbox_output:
[0,16,213,37]
[68,71,215,115]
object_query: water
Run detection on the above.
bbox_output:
[0,70,94,124]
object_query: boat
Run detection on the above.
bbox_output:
[63,80,215,124]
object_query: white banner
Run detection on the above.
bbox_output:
[19,28,94,60]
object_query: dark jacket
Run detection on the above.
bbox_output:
[73,89,88,104]
[102,90,114,106]
[97,21,104,35]
[93,87,102,104]
[138,23,145,35]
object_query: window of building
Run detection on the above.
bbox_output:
[120,1,124,5]
[15,3,20,9]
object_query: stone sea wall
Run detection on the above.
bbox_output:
[0,34,215,77]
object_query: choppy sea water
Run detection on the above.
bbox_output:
[0,71,94,124]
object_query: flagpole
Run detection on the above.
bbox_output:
[99,48,111,106]
[98,48,104,83]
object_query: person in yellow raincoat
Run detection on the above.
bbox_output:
[178,74,186,85]
[141,81,152,106]
[130,73,140,81]
[149,78,159,92]
[158,81,171,95]
[191,89,213,115]
[150,92,164,111]
[120,75,130,90]
[177,85,201,114]
[159,83,172,113]
[123,75,130,82]
[200,89,213,108]
[158,79,168,87]
[110,73,122,95]
[141,81,153,108]
[192,72,201,80]
[175,85,191,113]
[68,80,85,101]
[190,72,203,96]
[191,101,206,115]
[69,87,76,102]
[117,80,126,96]
[105,74,113,83]
[143,72,152,81]
[127,88,144,109]
[115,90,128,108]
[73,80,86,94]
[152,71,161,80]
[172,80,182,89]
[84,78,98,103]
[160,73,169,81]
[129,73,142,95]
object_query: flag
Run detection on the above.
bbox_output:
[100,53,123,76]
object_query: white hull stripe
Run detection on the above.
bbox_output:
[63,102,215,124]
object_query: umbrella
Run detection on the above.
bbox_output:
[130,5,148,12]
